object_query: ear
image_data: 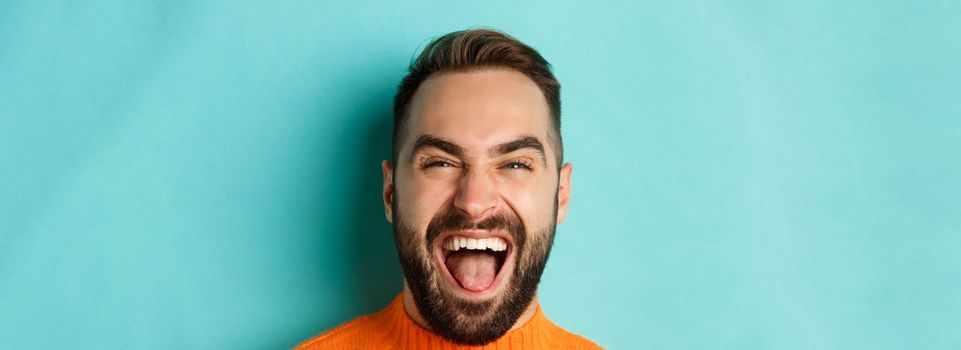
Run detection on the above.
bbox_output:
[555,162,573,224]
[382,160,395,224]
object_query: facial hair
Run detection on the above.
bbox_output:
[392,195,557,345]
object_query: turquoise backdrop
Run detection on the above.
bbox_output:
[2,1,959,349]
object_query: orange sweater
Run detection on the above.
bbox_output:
[294,294,602,349]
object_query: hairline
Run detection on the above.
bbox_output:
[393,67,563,170]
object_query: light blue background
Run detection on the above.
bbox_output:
[2,1,959,349]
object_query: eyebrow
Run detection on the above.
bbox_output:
[409,134,547,164]
[410,135,465,161]
[489,136,546,161]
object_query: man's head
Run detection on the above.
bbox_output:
[381,29,573,345]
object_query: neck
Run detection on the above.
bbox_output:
[401,282,539,334]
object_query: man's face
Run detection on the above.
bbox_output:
[382,69,573,345]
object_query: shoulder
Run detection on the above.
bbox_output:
[537,309,604,349]
[294,294,405,349]
[292,315,375,350]
[545,322,605,349]
[560,332,605,349]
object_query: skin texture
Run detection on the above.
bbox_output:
[381,69,573,344]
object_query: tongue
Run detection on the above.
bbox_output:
[445,251,497,292]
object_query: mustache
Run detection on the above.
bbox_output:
[425,209,526,251]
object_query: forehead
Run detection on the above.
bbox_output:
[403,69,553,157]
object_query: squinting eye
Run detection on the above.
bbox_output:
[504,162,532,170]
[425,160,455,168]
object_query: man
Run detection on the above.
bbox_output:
[295,29,601,349]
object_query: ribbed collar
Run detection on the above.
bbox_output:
[369,293,566,349]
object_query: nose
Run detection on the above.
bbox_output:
[452,170,498,220]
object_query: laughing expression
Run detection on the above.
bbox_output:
[382,69,573,345]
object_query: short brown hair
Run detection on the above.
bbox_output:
[392,29,562,167]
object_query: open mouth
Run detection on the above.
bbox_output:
[435,232,513,296]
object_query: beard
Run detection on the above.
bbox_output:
[391,195,557,345]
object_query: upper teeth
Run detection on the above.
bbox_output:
[444,236,508,252]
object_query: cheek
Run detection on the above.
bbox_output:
[397,175,457,235]
[497,175,558,229]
